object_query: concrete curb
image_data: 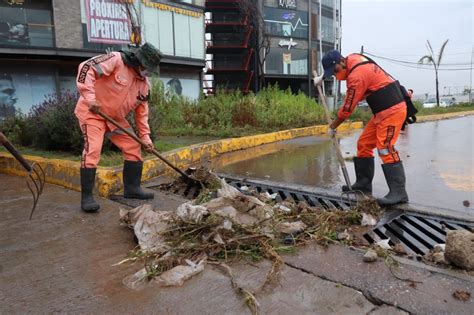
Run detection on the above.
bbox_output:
[417,110,474,123]
[0,122,363,197]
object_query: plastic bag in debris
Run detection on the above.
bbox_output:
[361,213,377,226]
[154,259,206,287]
[375,239,392,250]
[276,221,307,235]
[120,204,172,252]
[217,178,242,199]
[123,268,149,291]
[176,202,209,223]
[213,179,274,221]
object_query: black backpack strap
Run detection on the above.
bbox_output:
[347,60,372,76]
[353,53,396,80]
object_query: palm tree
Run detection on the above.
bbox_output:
[418,39,449,107]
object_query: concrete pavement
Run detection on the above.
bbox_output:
[1,173,472,314]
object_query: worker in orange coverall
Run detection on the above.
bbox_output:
[315,50,408,206]
[75,43,162,212]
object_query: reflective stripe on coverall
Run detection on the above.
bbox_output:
[338,54,407,164]
[74,52,151,168]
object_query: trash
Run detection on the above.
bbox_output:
[361,213,377,226]
[274,204,292,213]
[118,168,388,299]
[123,268,149,291]
[445,230,474,271]
[337,230,352,241]
[375,239,392,250]
[276,221,307,235]
[433,244,445,253]
[432,252,448,265]
[452,289,471,302]
[176,202,209,223]
[154,259,206,287]
[239,185,249,192]
[393,243,407,255]
[263,192,278,200]
[462,200,470,207]
[363,249,378,263]
[119,204,172,252]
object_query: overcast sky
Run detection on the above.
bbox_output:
[340,0,473,96]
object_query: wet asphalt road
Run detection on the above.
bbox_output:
[212,116,474,213]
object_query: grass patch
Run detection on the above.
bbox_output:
[416,102,474,116]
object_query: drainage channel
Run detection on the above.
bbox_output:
[141,174,474,256]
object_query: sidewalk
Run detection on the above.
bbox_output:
[0,173,472,314]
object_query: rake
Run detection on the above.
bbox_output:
[0,132,45,219]
[312,71,362,207]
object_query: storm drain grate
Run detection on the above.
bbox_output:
[145,175,474,256]
[224,178,351,210]
[363,214,474,255]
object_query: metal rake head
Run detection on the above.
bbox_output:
[26,162,46,220]
[340,189,372,209]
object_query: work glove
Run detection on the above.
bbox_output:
[328,127,337,137]
[313,73,324,87]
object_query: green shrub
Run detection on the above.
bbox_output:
[0,111,33,146]
[28,92,83,153]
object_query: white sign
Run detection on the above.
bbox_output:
[278,38,298,50]
[85,0,131,44]
[279,0,297,10]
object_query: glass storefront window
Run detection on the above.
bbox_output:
[321,0,334,8]
[265,48,308,75]
[321,16,334,43]
[142,5,204,60]
[264,7,308,39]
[0,0,54,48]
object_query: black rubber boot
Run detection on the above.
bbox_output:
[342,157,374,194]
[80,168,100,212]
[377,162,409,206]
[123,160,154,200]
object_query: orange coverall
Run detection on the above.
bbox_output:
[338,54,407,164]
[74,52,152,168]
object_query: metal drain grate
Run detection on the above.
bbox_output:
[224,178,351,210]
[140,174,474,256]
[364,214,474,255]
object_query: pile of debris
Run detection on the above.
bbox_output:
[118,168,381,292]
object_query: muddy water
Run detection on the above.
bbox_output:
[211,116,474,213]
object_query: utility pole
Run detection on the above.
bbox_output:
[308,0,312,97]
[319,0,325,95]
[470,46,473,104]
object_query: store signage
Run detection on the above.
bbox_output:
[279,0,297,10]
[85,0,131,44]
[279,38,297,50]
[142,0,203,18]
[283,53,292,64]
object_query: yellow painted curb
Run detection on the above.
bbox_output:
[0,122,362,197]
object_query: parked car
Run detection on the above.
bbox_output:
[442,97,456,106]
[423,98,447,108]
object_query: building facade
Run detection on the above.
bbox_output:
[263,0,341,100]
[204,0,341,104]
[0,0,205,120]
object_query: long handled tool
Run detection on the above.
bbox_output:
[0,132,45,219]
[312,71,359,204]
[97,111,201,186]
